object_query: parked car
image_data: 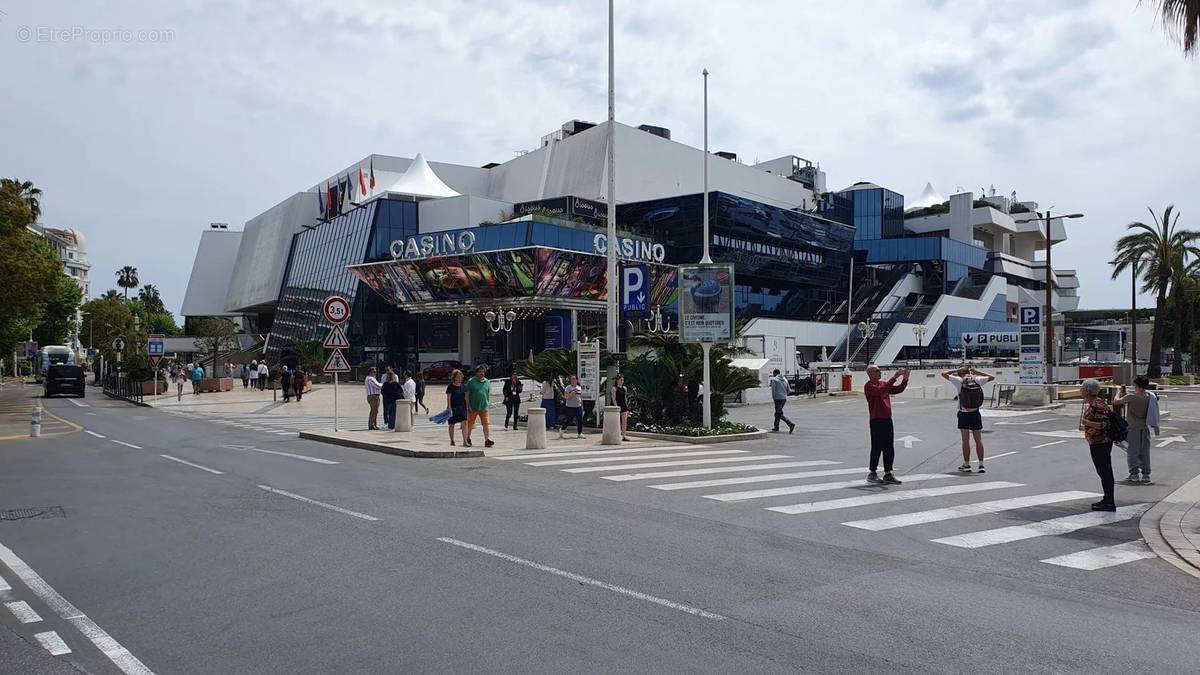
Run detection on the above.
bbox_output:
[421,360,464,381]
[44,364,86,398]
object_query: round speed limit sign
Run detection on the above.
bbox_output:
[322,296,350,324]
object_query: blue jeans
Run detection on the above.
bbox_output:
[383,400,397,429]
[542,398,557,429]
[560,406,584,434]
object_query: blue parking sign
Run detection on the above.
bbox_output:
[621,263,648,319]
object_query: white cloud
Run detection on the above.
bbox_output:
[1,0,1197,314]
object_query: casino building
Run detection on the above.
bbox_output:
[182,119,1081,371]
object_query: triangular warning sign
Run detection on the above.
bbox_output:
[323,324,350,349]
[323,348,351,373]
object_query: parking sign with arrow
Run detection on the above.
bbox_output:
[621,263,648,320]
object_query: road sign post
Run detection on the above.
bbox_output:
[322,296,351,431]
[147,334,165,403]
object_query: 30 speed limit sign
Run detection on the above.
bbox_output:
[322,296,350,324]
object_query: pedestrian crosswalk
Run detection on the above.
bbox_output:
[160,408,442,436]
[493,446,1160,573]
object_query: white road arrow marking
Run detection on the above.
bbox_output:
[1156,435,1186,448]
[897,435,922,449]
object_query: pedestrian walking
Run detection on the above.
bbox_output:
[444,369,468,446]
[1113,375,1160,485]
[769,369,795,434]
[1078,378,1116,511]
[292,368,305,402]
[280,366,292,402]
[465,365,494,448]
[863,366,909,484]
[364,367,383,430]
[175,370,186,401]
[248,359,259,389]
[541,377,557,429]
[381,366,399,430]
[503,372,524,430]
[414,372,428,414]
[559,374,585,439]
[402,371,417,419]
[191,363,204,395]
[257,360,269,390]
[240,362,249,388]
[611,373,630,441]
[941,366,995,473]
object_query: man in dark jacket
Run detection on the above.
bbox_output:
[280,366,293,402]
[381,366,400,430]
[503,372,524,430]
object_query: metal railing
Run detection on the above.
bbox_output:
[103,373,144,404]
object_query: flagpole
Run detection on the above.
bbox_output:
[605,0,618,400]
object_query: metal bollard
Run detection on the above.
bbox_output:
[30,406,42,437]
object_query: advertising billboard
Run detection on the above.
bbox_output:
[679,264,735,343]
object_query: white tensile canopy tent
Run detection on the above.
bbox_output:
[385,153,460,199]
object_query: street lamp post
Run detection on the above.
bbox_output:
[604,0,618,406]
[1029,209,1084,383]
[485,310,517,369]
[1056,338,1063,365]
[1075,337,1085,363]
[699,66,714,429]
[1093,338,1101,363]
[912,324,928,368]
[857,321,879,365]
[1109,257,1140,375]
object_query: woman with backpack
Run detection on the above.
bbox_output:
[1078,378,1116,511]
[941,366,995,473]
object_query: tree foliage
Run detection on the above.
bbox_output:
[0,180,63,356]
[32,273,84,347]
[138,284,166,314]
[116,266,139,299]
[193,316,240,376]
[79,297,134,359]
[1146,0,1200,56]
[1,178,42,221]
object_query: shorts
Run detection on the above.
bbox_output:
[450,406,467,424]
[957,410,983,431]
[468,410,490,425]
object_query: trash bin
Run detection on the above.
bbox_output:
[842,372,853,392]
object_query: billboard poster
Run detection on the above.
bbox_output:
[576,340,601,402]
[678,264,735,344]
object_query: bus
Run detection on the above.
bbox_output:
[37,345,75,382]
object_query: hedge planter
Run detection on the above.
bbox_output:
[140,381,168,395]
[198,377,234,393]
[627,429,768,444]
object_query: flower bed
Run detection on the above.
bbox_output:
[633,421,759,437]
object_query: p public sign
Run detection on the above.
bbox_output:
[961,332,1019,347]
[147,334,165,366]
[322,295,351,325]
[621,263,648,320]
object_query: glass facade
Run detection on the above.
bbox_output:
[621,192,854,320]
[821,186,904,241]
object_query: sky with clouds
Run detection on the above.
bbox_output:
[3,0,1198,315]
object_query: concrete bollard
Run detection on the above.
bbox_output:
[30,406,42,438]
[525,408,547,449]
[601,405,622,445]
[395,401,413,432]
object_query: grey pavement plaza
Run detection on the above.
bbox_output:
[2,382,1200,674]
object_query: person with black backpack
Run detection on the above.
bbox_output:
[942,366,995,473]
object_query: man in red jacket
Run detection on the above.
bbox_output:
[863,365,910,484]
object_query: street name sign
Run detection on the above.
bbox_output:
[322,296,350,325]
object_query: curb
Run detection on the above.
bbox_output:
[627,430,768,445]
[298,431,483,458]
[1139,472,1200,579]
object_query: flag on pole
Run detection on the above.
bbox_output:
[326,180,335,216]
[358,166,367,195]
[341,174,353,211]
[317,185,326,221]
[369,159,376,190]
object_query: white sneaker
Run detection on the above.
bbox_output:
[558,429,564,439]
[576,433,584,439]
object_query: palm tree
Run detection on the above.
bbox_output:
[137,284,165,314]
[115,266,139,299]
[1145,0,1200,56]
[1111,205,1200,377]
[100,289,123,301]
[1168,256,1200,375]
[2,178,43,220]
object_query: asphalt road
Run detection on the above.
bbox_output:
[2,383,1200,674]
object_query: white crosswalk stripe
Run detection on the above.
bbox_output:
[704,473,957,502]
[562,455,792,474]
[841,491,1100,531]
[527,449,747,467]
[1039,539,1156,570]
[932,503,1151,548]
[601,460,839,482]
[496,445,698,461]
[766,481,1024,515]
[648,467,863,490]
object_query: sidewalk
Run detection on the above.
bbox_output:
[299,425,681,459]
[1142,472,1200,579]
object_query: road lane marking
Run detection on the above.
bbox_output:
[34,630,71,655]
[5,600,43,623]
[495,445,698,461]
[932,503,1152,548]
[985,451,1020,460]
[84,430,105,438]
[66,398,89,408]
[1040,539,1157,570]
[767,482,1024,515]
[602,460,839,482]
[705,474,957,502]
[436,537,725,621]
[86,412,99,416]
[0,540,154,673]
[842,491,1100,530]
[0,574,9,590]
[994,418,1051,426]
[159,455,224,475]
[528,449,746,466]
[257,485,379,521]
[1032,440,1067,449]
[222,444,338,465]
[649,467,864,490]
[563,455,791,474]
[111,440,142,449]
